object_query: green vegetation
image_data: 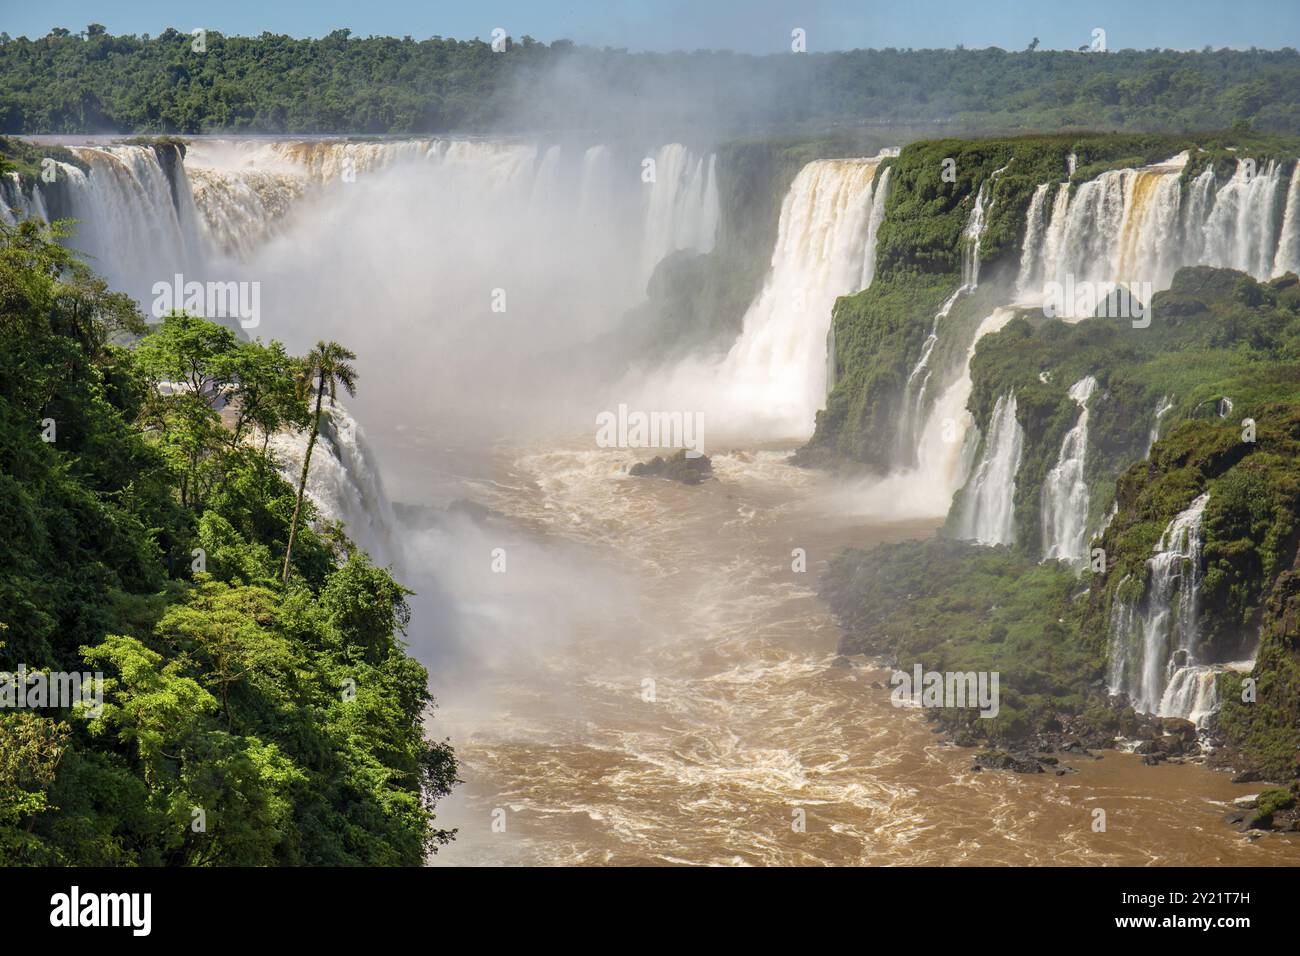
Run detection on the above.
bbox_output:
[803,132,1294,467]
[1,29,1298,134]
[963,267,1300,554]
[821,265,1300,777]
[822,538,1105,743]
[0,219,455,864]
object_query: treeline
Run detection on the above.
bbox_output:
[0,27,1298,134]
[0,218,456,864]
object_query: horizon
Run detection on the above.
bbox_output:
[5,0,1299,54]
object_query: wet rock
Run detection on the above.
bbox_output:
[1141,754,1165,766]
[830,656,853,669]
[1160,717,1198,743]
[973,750,1044,774]
[1243,812,1274,832]
[1231,769,1265,784]
[1155,734,1185,756]
[629,450,713,484]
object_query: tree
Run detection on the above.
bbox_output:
[282,341,357,584]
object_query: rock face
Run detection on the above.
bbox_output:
[629,449,713,484]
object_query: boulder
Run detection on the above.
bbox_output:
[629,450,713,484]
[1160,717,1198,743]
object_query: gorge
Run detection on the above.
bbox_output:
[4,124,1300,864]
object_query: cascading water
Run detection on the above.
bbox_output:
[1107,492,1220,725]
[1145,394,1175,455]
[1040,375,1098,563]
[892,169,1007,467]
[669,155,891,439]
[34,146,208,304]
[1022,154,1298,309]
[956,391,1024,546]
[1197,159,1287,277]
[267,397,404,571]
[1274,162,1300,277]
[640,144,719,285]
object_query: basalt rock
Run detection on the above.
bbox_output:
[629,449,713,484]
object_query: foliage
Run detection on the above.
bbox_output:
[0,220,455,864]
[1,30,1299,134]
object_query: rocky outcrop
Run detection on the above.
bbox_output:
[629,449,713,484]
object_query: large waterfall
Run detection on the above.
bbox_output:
[956,391,1024,545]
[1,137,722,318]
[1107,492,1219,725]
[4,146,209,304]
[1017,153,1297,305]
[1040,375,1099,563]
[657,154,892,440]
[888,151,1299,528]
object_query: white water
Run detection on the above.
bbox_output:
[1275,162,1300,277]
[651,155,892,441]
[1145,394,1176,455]
[1107,492,1215,723]
[957,391,1024,546]
[1021,154,1296,307]
[267,397,403,571]
[1041,375,1099,563]
[892,170,1006,469]
[31,146,208,303]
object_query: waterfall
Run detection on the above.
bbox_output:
[962,180,991,288]
[1014,183,1053,300]
[1040,375,1098,562]
[36,146,207,304]
[956,391,1024,546]
[640,144,720,286]
[1030,155,1187,294]
[1274,162,1300,277]
[893,286,964,466]
[1200,159,1286,278]
[695,155,891,438]
[1107,492,1215,724]
[267,397,403,571]
[182,138,720,305]
[1158,665,1220,728]
[1021,154,1298,309]
[1,171,51,224]
[1145,394,1175,455]
[893,170,1006,467]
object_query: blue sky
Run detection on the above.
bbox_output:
[4,0,1299,52]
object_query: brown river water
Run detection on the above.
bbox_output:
[381,437,1300,867]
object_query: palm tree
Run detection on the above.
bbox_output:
[282,341,357,584]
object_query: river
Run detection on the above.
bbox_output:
[368,431,1300,867]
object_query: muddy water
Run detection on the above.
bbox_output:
[398,439,1300,866]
